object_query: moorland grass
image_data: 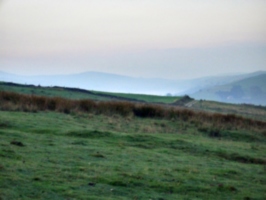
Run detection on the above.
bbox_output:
[0,111,266,199]
[0,82,111,101]
[1,91,266,132]
[193,100,266,121]
[0,82,180,103]
[2,82,266,122]
[94,91,181,104]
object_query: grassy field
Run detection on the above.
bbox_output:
[190,100,266,121]
[0,84,266,199]
[1,81,266,122]
[0,109,266,199]
[0,82,112,101]
[95,91,181,104]
[0,82,180,104]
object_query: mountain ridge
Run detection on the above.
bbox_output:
[0,70,265,105]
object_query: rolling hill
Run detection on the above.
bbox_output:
[0,84,266,199]
[1,81,266,121]
[191,74,266,105]
[0,71,183,95]
[1,70,265,97]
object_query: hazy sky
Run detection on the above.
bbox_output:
[0,0,266,79]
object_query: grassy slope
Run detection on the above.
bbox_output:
[192,74,266,105]
[0,82,179,104]
[1,111,266,199]
[1,81,266,122]
[0,82,111,101]
[234,74,266,92]
[190,100,266,121]
[94,91,181,104]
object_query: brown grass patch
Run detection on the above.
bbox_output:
[1,91,266,131]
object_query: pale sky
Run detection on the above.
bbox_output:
[0,0,266,79]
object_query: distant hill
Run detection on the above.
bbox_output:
[1,70,266,105]
[177,70,266,95]
[191,74,266,105]
[0,71,184,95]
[1,81,266,120]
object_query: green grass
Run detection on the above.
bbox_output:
[0,82,180,104]
[191,100,266,121]
[0,82,111,101]
[1,111,265,199]
[1,81,266,123]
[94,91,181,103]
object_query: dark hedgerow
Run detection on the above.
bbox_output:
[78,99,96,112]
[97,101,134,116]
[31,96,46,110]
[46,98,57,110]
[0,91,22,103]
[133,104,165,118]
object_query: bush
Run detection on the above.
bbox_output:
[98,101,133,116]
[133,104,164,118]
[78,99,96,112]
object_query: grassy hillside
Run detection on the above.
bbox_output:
[234,74,266,92]
[0,82,180,104]
[1,110,266,200]
[1,91,266,129]
[1,81,266,122]
[192,74,266,105]
[1,90,266,199]
[189,100,266,121]
[94,91,181,104]
[0,82,111,101]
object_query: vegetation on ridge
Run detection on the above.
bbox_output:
[1,91,266,131]
[0,86,266,199]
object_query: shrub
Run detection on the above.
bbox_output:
[31,96,46,110]
[98,101,133,116]
[78,99,96,112]
[133,104,165,118]
[46,98,57,110]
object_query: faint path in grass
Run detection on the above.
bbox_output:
[185,100,197,108]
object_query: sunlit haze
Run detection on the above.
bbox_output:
[0,0,266,79]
